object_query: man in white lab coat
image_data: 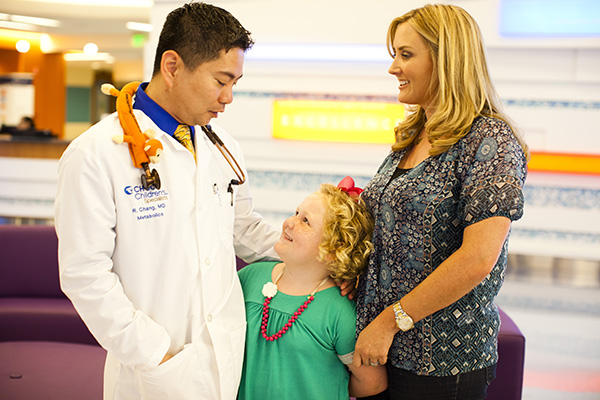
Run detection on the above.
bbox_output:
[54,3,279,399]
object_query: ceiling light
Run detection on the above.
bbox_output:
[126,22,152,32]
[63,52,114,62]
[16,40,31,53]
[10,15,60,28]
[40,34,53,53]
[0,21,38,31]
[83,42,99,55]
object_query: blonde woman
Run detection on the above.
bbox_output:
[238,178,387,399]
[353,4,528,400]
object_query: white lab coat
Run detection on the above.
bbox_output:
[54,111,279,400]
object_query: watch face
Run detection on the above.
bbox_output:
[397,317,413,331]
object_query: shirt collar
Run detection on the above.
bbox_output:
[133,82,195,139]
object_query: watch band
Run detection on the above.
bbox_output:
[393,300,414,331]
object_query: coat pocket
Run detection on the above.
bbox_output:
[213,181,236,247]
[135,343,210,400]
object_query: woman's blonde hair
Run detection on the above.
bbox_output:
[387,4,529,159]
[317,184,374,281]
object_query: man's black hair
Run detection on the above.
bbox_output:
[152,2,254,76]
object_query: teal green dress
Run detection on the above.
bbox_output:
[238,261,356,400]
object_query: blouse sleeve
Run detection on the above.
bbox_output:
[458,118,528,227]
[333,299,358,364]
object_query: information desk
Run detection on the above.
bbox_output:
[0,135,70,159]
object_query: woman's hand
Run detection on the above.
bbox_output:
[337,279,357,300]
[352,306,398,367]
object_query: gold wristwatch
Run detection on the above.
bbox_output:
[393,300,414,331]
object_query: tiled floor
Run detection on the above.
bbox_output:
[497,256,600,399]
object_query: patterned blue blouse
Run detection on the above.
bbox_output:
[356,116,527,377]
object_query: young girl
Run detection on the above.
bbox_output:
[238,177,387,399]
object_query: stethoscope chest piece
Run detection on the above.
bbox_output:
[141,162,161,190]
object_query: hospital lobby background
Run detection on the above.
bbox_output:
[1,0,599,399]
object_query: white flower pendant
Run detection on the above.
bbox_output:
[262,281,278,298]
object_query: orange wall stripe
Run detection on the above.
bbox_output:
[34,53,66,138]
[528,152,600,175]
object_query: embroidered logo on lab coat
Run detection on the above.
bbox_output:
[124,185,170,221]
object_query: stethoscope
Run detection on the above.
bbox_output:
[201,124,246,205]
[138,125,245,198]
[104,81,245,196]
[142,125,246,198]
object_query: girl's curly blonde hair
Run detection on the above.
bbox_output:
[316,184,374,281]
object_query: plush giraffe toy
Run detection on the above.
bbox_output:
[102,81,162,189]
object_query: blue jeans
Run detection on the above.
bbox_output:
[358,363,496,400]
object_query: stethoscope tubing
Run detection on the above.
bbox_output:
[201,125,246,186]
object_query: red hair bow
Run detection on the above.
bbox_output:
[337,176,363,199]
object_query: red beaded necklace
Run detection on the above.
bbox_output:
[261,265,330,341]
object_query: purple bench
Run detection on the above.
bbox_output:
[0,224,106,399]
[0,341,106,400]
[0,224,98,346]
[487,308,526,400]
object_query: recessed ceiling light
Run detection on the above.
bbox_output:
[16,40,31,53]
[83,42,99,55]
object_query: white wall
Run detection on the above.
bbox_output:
[3,0,598,260]
[198,0,600,260]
